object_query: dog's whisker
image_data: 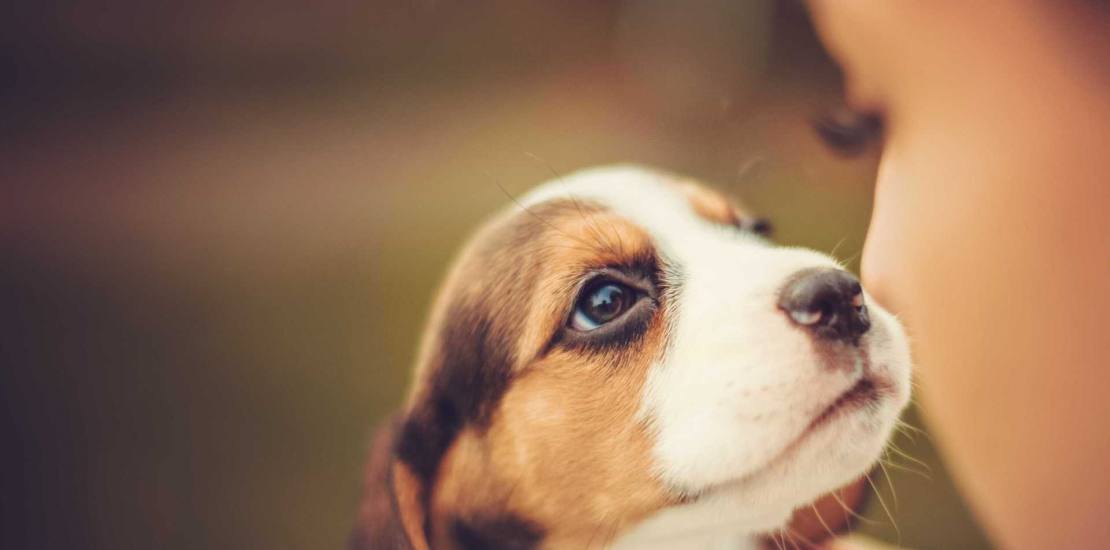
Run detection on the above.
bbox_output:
[732,154,766,189]
[880,446,927,473]
[841,247,864,268]
[523,151,561,178]
[787,524,820,549]
[865,472,901,542]
[611,217,627,258]
[491,176,602,253]
[895,419,930,438]
[522,154,621,258]
[808,502,838,543]
[881,457,933,481]
[884,442,927,473]
[770,530,787,550]
[782,528,802,550]
[829,487,877,525]
[877,459,899,511]
[568,194,625,259]
[829,236,849,259]
[892,421,925,444]
[893,427,917,444]
[886,444,933,474]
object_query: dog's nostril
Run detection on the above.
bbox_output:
[778,268,871,344]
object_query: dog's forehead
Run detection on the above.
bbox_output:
[522,165,693,226]
[519,165,749,254]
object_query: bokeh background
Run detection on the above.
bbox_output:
[2,1,991,548]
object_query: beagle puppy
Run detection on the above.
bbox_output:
[352,165,912,549]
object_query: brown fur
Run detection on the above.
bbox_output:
[676,179,747,226]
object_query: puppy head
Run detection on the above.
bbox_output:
[353,166,912,549]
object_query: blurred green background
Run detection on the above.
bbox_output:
[2,1,990,548]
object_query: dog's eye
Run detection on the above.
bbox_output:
[570,282,636,331]
[556,271,657,349]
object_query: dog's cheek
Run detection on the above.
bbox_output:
[476,350,673,538]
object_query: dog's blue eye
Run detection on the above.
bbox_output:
[570,282,633,331]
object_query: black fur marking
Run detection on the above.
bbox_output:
[396,302,519,483]
[395,257,527,545]
[452,515,544,550]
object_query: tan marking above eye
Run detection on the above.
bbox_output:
[673,179,753,227]
[510,202,658,364]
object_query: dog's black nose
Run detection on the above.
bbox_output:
[778,268,871,344]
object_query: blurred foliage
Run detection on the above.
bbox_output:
[2,1,989,548]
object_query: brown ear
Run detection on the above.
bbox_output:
[768,476,871,548]
[350,416,430,550]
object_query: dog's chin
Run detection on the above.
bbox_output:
[669,371,903,537]
[615,397,897,548]
[727,383,892,494]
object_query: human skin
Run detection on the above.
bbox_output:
[806,2,1110,548]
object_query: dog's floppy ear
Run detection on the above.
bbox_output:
[767,476,871,548]
[350,416,430,550]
